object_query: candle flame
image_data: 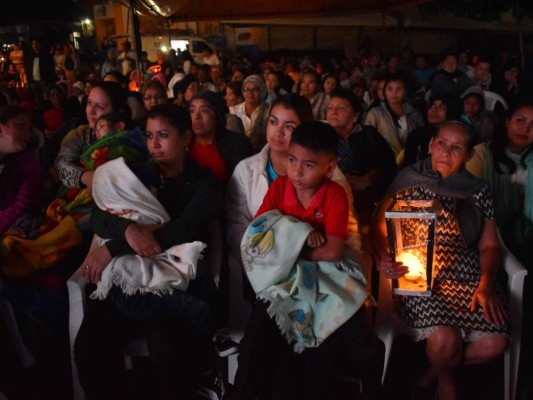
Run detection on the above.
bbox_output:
[396,251,424,281]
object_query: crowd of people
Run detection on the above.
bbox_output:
[0,35,532,400]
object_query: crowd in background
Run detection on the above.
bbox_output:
[0,33,532,400]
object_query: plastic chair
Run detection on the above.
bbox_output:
[483,91,509,111]
[374,232,527,400]
[424,89,432,105]
[67,219,224,400]
[0,295,35,369]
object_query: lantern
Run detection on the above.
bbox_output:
[385,199,439,296]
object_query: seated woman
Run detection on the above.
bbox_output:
[299,69,330,121]
[224,80,244,108]
[229,74,271,152]
[460,86,498,145]
[0,105,69,397]
[227,94,365,322]
[172,73,199,109]
[466,98,532,400]
[402,93,463,167]
[233,121,383,400]
[429,49,474,99]
[55,81,133,191]
[74,104,221,400]
[0,105,44,237]
[142,79,169,111]
[466,97,532,270]
[188,90,253,186]
[364,73,424,163]
[326,89,398,230]
[372,121,509,400]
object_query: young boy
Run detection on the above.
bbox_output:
[234,121,384,400]
[80,112,148,173]
[255,120,348,261]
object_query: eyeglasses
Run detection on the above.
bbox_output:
[242,87,260,92]
[144,95,165,101]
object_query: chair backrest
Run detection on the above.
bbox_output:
[68,219,225,400]
[374,230,527,400]
[424,89,432,105]
[483,90,509,111]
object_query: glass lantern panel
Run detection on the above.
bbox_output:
[385,199,438,296]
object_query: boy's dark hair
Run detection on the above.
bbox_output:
[97,111,126,127]
[290,120,338,158]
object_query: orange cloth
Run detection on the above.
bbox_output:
[1,215,82,277]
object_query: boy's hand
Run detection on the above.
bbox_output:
[306,230,326,248]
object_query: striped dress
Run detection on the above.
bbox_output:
[392,184,509,342]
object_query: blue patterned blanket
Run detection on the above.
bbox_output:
[241,210,368,353]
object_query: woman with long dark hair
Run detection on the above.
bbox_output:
[364,74,424,163]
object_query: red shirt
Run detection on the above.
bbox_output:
[255,176,349,239]
[189,142,228,183]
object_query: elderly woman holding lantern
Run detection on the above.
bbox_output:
[371,121,508,400]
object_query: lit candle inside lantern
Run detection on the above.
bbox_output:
[396,251,424,281]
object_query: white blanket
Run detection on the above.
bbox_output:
[88,157,206,300]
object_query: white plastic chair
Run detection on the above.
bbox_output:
[0,295,35,369]
[483,91,509,111]
[424,89,433,105]
[374,233,527,400]
[68,219,224,400]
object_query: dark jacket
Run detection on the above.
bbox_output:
[402,124,437,168]
[91,159,219,257]
[346,124,398,199]
[25,50,56,84]
[215,128,254,177]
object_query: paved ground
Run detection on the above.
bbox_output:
[1,311,505,400]
[383,335,504,400]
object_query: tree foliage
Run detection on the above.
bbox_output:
[425,0,533,21]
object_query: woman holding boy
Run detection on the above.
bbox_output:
[233,121,384,400]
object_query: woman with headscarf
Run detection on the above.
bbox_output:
[229,74,271,153]
[373,121,508,400]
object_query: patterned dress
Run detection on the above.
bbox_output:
[393,184,509,342]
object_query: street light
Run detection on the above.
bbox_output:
[81,19,92,36]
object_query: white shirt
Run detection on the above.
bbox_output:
[203,53,220,66]
[32,58,41,81]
